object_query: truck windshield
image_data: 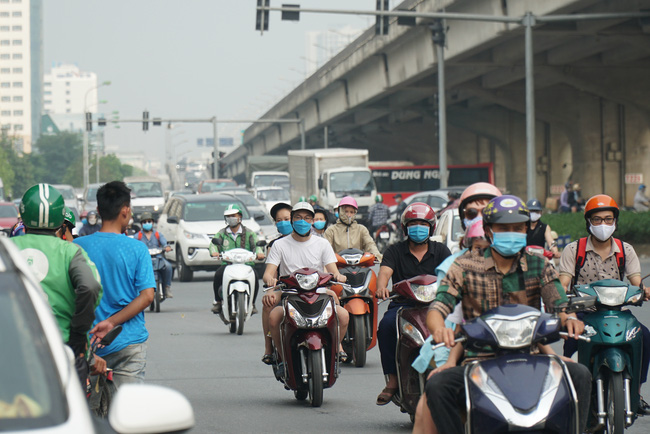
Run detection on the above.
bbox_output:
[127,182,163,198]
[254,174,288,188]
[329,171,375,196]
[257,189,289,201]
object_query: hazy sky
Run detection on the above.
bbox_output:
[43,1,386,165]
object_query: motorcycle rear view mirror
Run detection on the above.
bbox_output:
[253,213,265,222]
[212,237,223,246]
[101,325,123,346]
[256,240,267,247]
[562,295,597,314]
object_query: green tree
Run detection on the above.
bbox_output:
[32,131,82,184]
[7,151,36,198]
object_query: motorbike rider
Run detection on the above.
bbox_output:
[526,198,560,257]
[368,194,390,237]
[210,204,265,315]
[58,207,77,242]
[311,207,329,237]
[324,196,382,260]
[375,202,451,405]
[135,212,173,299]
[421,195,591,434]
[558,194,650,414]
[262,201,350,362]
[79,210,101,236]
[308,194,319,208]
[12,183,104,379]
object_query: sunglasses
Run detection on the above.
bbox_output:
[464,208,480,220]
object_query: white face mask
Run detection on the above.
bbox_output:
[530,212,541,222]
[226,216,240,228]
[590,223,616,242]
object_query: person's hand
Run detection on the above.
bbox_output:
[165,246,171,252]
[377,287,390,300]
[262,291,279,308]
[433,327,456,348]
[643,284,650,301]
[211,252,220,259]
[335,273,347,283]
[264,276,277,288]
[89,319,115,345]
[559,355,575,364]
[565,317,585,340]
[256,252,265,261]
[427,361,456,379]
[91,355,107,375]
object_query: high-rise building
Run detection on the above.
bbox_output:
[43,64,98,116]
[0,0,42,153]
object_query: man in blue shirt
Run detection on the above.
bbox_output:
[76,181,155,392]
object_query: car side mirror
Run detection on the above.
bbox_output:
[430,235,444,243]
[253,213,265,222]
[212,237,223,246]
[167,216,179,224]
[256,240,267,247]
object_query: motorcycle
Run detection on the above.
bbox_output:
[87,325,123,417]
[390,274,439,421]
[428,298,594,433]
[331,248,378,367]
[148,247,165,313]
[573,278,645,433]
[375,222,398,253]
[268,268,341,407]
[211,238,266,335]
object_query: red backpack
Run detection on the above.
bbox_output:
[137,231,161,246]
[573,237,625,287]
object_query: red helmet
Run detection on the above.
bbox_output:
[458,182,502,227]
[401,202,437,235]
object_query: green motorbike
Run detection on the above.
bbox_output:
[573,279,645,433]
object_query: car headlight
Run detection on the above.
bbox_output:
[485,313,538,349]
[287,304,307,327]
[411,283,438,303]
[183,230,206,240]
[295,272,319,290]
[593,285,628,306]
[399,316,425,346]
[153,205,160,212]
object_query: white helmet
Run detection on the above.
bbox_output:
[292,201,314,215]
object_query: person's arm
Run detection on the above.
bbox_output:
[67,248,103,355]
[159,232,171,252]
[325,262,346,282]
[544,225,559,257]
[376,265,394,300]
[249,230,265,259]
[90,287,154,344]
[262,263,281,307]
[360,226,382,260]
[208,232,223,257]
[557,241,577,291]
[428,338,464,378]
[427,262,464,347]
[559,274,572,291]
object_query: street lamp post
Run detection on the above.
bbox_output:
[83,81,110,192]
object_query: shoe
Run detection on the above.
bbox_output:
[261,354,274,365]
[165,286,173,298]
[338,350,349,363]
[211,301,222,314]
[252,305,258,315]
[638,395,650,415]
[376,386,398,406]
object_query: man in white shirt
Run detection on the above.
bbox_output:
[262,202,349,360]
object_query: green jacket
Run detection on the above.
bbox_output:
[209,225,262,265]
[12,234,103,344]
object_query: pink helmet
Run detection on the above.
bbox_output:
[339,196,358,209]
[459,182,502,227]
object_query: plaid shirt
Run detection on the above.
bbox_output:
[368,203,390,227]
[430,248,568,321]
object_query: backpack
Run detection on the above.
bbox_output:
[137,231,161,247]
[218,225,255,250]
[573,236,625,287]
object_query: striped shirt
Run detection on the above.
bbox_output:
[368,203,390,227]
[430,248,568,321]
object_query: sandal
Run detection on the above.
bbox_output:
[338,351,349,363]
[376,386,398,406]
[261,354,274,365]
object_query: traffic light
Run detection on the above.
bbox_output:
[256,0,269,32]
[153,118,161,127]
[142,110,149,131]
[85,112,92,132]
[376,0,389,36]
[98,117,106,127]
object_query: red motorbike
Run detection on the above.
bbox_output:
[391,274,438,422]
[331,248,378,367]
[270,268,341,407]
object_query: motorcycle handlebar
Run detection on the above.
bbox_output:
[430,336,467,350]
[559,332,591,342]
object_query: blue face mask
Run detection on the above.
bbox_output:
[276,220,293,236]
[335,212,339,218]
[491,232,527,257]
[142,222,153,231]
[82,218,88,225]
[292,219,312,236]
[407,225,430,244]
[313,221,326,230]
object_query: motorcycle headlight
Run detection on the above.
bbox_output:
[287,304,307,328]
[469,364,505,398]
[315,303,333,327]
[485,313,539,349]
[540,358,564,399]
[399,316,425,346]
[593,285,628,306]
[342,254,363,265]
[183,230,206,240]
[295,272,319,290]
[411,282,438,303]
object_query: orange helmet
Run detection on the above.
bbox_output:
[459,182,502,228]
[584,194,619,220]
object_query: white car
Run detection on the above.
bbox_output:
[52,184,81,221]
[0,237,194,433]
[254,186,290,214]
[157,193,261,282]
[431,208,463,254]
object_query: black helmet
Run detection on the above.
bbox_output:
[270,202,292,221]
[526,199,542,212]
[482,195,530,225]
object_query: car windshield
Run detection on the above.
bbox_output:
[127,182,163,198]
[200,181,237,192]
[55,187,75,200]
[184,200,250,222]
[0,273,67,429]
[233,194,260,207]
[85,187,98,202]
[0,205,17,218]
[253,174,289,188]
[329,171,375,194]
[256,189,289,201]
[451,214,463,241]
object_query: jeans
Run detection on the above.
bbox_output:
[377,301,411,375]
[425,361,592,434]
[100,343,147,395]
[213,265,260,304]
[154,257,173,289]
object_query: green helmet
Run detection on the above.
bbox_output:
[63,207,76,226]
[308,194,318,203]
[223,203,243,216]
[375,194,383,203]
[299,196,306,202]
[20,184,66,229]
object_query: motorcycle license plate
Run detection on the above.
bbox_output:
[356,214,363,219]
[379,232,389,239]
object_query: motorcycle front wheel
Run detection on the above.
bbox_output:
[154,279,162,313]
[352,315,367,367]
[307,349,324,407]
[236,292,246,335]
[605,371,625,434]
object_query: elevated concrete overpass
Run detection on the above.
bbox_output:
[223,0,650,205]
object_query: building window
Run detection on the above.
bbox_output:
[44,99,51,104]
[0,82,9,88]
[0,12,8,17]
[12,67,22,73]
[13,95,21,102]
[12,53,21,59]
[44,81,51,86]
[65,90,70,95]
[12,81,22,88]
[66,108,71,113]
[13,124,23,130]
[0,96,9,102]
[0,68,9,74]
[13,110,22,116]
[12,0,22,3]
[1,111,10,116]
[0,40,9,46]
[12,11,21,17]
[0,54,9,59]
[44,90,51,95]
[12,39,22,46]
[65,81,70,86]
[65,99,70,104]
[12,25,22,32]
[0,26,9,32]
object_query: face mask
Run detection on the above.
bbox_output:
[314,221,326,230]
[82,218,87,225]
[292,219,312,236]
[491,232,527,257]
[530,212,541,222]
[142,222,153,231]
[590,223,616,242]
[88,216,97,225]
[463,215,481,229]
[407,225,430,244]
[335,212,339,218]
[276,220,293,235]
[226,216,240,228]
[340,213,355,225]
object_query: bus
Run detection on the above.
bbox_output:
[369,163,494,206]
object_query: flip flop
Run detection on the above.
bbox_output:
[376,387,398,406]
[338,351,349,363]
[261,354,274,365]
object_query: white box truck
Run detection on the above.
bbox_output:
[288,148,377,222]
